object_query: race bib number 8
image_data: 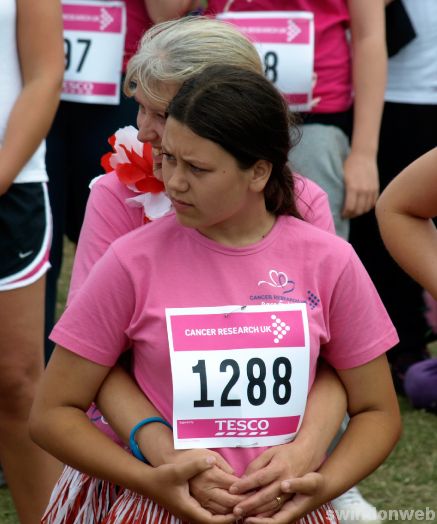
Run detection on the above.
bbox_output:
[217,11,315,111]
[61,0,126,105]
[167,304,310,449]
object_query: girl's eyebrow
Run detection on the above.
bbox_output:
[161,143,209,167]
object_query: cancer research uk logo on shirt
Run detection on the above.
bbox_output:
[255,268,321,310]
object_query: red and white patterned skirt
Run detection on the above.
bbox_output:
[42,466,339,524]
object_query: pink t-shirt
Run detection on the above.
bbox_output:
[52,214,398,476]
[69,170,333,445]
[68,172,334,303]
[206,0,352,113]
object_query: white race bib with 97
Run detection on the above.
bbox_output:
[217,11,314,111]
[61,0,126,105]
[167,303,310,449]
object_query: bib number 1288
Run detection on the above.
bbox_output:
[192,357,292,408]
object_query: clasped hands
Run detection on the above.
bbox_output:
[163,444,325,524]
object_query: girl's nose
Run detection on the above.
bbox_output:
[165,164,189,193]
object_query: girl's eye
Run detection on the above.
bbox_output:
[189,164,205,174]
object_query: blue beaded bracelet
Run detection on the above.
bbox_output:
[129,417,173,463]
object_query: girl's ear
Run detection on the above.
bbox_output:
[250,159,272,193]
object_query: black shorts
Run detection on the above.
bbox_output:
[0,182,51,290]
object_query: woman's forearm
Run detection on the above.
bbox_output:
[95,365,176,465]
[291,361,347,472]
[31,404,151,491]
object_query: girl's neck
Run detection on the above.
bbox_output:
[196,211,277,247]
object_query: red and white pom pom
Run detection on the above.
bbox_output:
[100,126,172,222]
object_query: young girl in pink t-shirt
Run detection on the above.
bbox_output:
[37,17,346,524]
[31,62,400,524]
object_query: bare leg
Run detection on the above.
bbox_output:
[0,277,62,523]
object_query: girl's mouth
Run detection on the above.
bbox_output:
[171,197,193,212]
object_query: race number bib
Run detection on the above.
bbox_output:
[167,304,310,449]
[61,0,126,104]
[217,11,314,111]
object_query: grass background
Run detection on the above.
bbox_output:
[0,239,436,523]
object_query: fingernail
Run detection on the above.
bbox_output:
[206,456,215,465]
[234,507,243,516]
[281,481,290,491]
[229,486,238,494]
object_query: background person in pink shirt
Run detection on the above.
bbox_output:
[30,64,401,524]
[205,0,386,241]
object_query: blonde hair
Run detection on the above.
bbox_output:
[124,16,263,103]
